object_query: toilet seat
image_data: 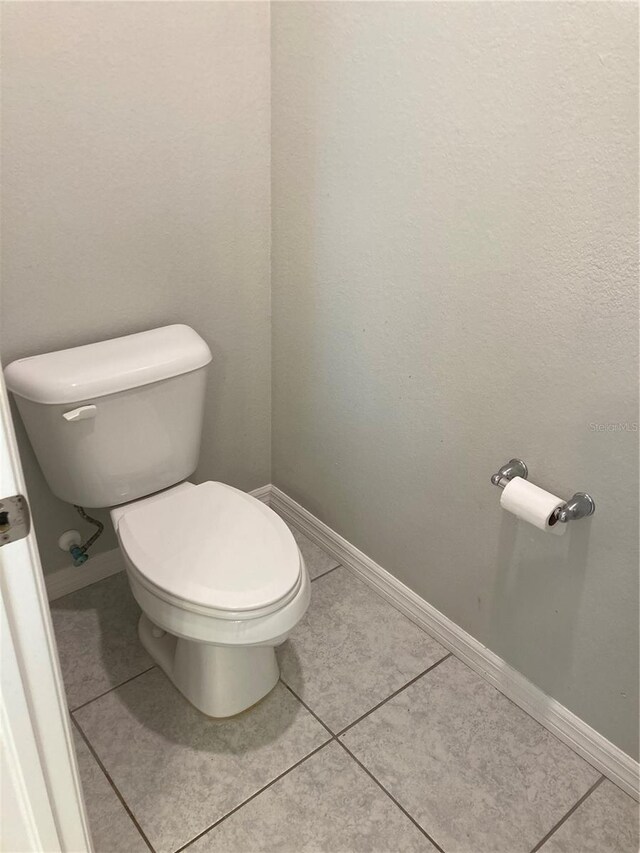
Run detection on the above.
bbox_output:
[124,558,303,622]
[116,481,301,616]
[113,480,311,714]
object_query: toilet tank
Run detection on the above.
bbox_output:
[4,325,212,508]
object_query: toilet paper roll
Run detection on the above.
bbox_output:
[500,477,566,536]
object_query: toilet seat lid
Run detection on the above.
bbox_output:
[117,482,300,612]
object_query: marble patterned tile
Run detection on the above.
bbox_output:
[540,780,639,853]
[341,655,600,853]
[286,524,340,580]
[187,740,435,852]
[278,567,448,732]
[74,668,329,853]
[50,571,152,709]
[72,726,149,853]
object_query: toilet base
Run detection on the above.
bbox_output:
[138,613,280,717]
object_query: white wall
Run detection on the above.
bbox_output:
[1,1,271,572]
[271,2,639,757]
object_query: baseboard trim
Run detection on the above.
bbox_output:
[44,484,272,601]
[249,483,272,504]
[270,484,640,800]
[45,548,124,601]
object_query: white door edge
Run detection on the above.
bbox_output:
[0,370,93,852]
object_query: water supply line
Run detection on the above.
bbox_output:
[69,506,104,566]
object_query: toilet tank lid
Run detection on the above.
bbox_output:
[3,325,212,404]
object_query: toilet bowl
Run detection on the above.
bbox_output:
[111,480,310,717]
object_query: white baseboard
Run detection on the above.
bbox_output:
[270,485,640,800]
[45,548,125,601]
[249,483,272,504]
[45,484,271,601]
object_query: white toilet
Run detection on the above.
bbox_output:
[5,325,310,717]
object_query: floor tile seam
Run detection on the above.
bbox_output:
[71,715,156,853]
[283,521,341,574]
[329,557,602,767]
[309,563,342,582]
[336,562,447,641]
[279,653,451,740]
[282,679,449,850]
[335,652,453,737]
[528,775,605,853]
[279,679,335,738]
[70,665,157,713]
[172,739,333,853]
[336,738,446,853]
[318,561,623,790]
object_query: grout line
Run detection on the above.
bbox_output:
[335,653,453,738]
[71,665,157,713]
[279,679,335,739]
[337,738,446,853]
[176,667,452,853]
[281,658,453,850]
[173,740,333,853]
[71,715,156,853]
[309,563,341,582]
[277,493,640,802]
[529,775,605,853]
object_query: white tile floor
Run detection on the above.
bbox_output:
[50,524,639,853]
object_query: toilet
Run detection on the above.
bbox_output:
[4,325,310,717]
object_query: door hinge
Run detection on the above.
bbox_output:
[0,494,31,546]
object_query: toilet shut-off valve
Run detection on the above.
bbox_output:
[58,506,105,566]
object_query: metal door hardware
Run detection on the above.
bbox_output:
[0,494,31,546]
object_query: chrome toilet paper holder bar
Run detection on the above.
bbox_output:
[490,459,595,523]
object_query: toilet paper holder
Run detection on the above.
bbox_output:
[490,459,595,523]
